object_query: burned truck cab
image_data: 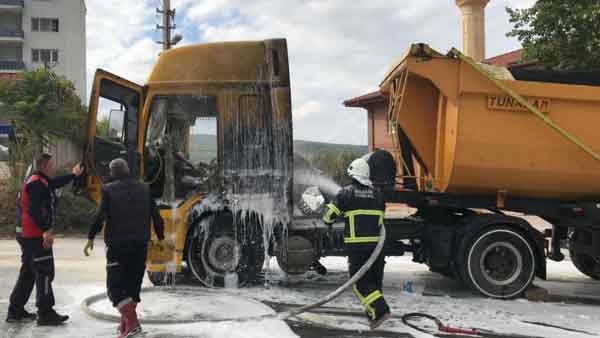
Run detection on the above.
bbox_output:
[84,39,295,287]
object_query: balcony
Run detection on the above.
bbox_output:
[0,0,24,11]
[0,29,24,42]
[0,60,25,71]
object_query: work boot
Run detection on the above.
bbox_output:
[369,312,391,330]
[119,302,141,338]
[6,307,37,323]
[37,309,69,326]
[117,313,125,334]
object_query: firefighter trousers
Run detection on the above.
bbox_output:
[348,249,390,321]
[106,241,147,307]
[9,237,56,314]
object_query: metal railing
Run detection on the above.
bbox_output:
[0,60,25,70]
[0,29,24,38]
[0,0,24,7]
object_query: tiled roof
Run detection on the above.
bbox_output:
[483,49,524,67]
[343,90,386,107]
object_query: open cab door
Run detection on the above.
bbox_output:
[84,69,144,203]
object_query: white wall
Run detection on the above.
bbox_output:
[23,0,86,101]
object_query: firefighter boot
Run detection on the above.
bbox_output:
[119,302,141,338]
[368,297,391,330]
[369,311,391,330]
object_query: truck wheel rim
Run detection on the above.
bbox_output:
[479,241,522,286]
[206,236,241,272]
[467,229,535,298]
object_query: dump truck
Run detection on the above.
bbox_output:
[378,43,600,298]
[83,39,600,299]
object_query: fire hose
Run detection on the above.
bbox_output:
[81,224,387,324]
[400,312,598,338]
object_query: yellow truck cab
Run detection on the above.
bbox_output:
[84,39,296,286]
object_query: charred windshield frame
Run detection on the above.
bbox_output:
[144,95,219,201]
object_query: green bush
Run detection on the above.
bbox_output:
[53,168,97,233]
[54,189,97,233]
[0,180,18,234]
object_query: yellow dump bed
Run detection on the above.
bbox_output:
[380,44,600,200]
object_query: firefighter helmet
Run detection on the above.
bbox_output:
[347,157,372,187]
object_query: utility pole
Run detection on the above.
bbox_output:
[157,0,176,51]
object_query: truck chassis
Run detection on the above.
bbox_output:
[286,189,600,299]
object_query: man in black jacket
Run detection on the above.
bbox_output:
[7,153,83,325]
[323,151,395,330]
[84,158,164,338]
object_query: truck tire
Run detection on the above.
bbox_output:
[186,213,264,287]
[147,271,174,286]
[458,226,536,299]
[276,235,315,275]
[569,231,600,280]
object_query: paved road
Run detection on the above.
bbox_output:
[1,238,599,338]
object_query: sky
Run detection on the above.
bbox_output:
[86,0,537,145]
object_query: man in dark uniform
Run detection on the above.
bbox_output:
[7,153,83,325]
[323,150,396,330]
[84,158,164,338]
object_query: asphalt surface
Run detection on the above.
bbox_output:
[0,238,413,338]
[1,238,600,338]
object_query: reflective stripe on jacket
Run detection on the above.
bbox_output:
[322,181,385,245]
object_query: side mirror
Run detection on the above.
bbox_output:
[108,109,125,141]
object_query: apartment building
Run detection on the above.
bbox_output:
[0,0,86,100]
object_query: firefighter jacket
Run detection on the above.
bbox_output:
[20,171,75,238]
[323,181,385,247]
[88,178,165,244]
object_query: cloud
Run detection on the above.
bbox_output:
[86,0,530,145]
[294,100,323,120]
[86,0,160,90]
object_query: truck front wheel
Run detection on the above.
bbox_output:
[186,213,264,287]
[458,227,536,299]
[147,271,174,286]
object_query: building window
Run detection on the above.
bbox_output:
[32,49,59,63]
[32,18,59,32]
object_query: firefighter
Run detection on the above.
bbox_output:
[84,158,165,338]
[7,153,83,325]
[323,150,394,330]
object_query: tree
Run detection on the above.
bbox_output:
[506,0,600,71]
[0,68,87,189]
[97,116,109,138]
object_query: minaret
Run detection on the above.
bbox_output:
[456,0,490,62]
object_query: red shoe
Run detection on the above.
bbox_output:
[118,301,141,338]
[117,315,125,335]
